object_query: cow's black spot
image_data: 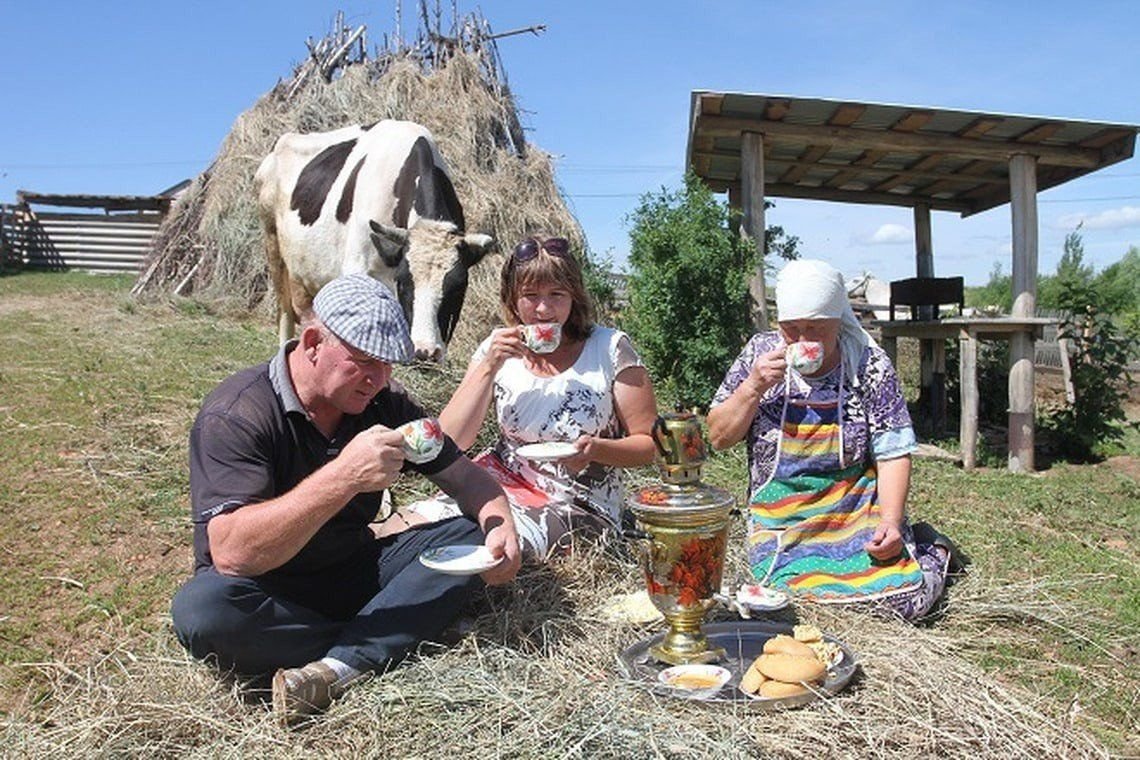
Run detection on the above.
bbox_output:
[390,137,464,228]
[290,138,357,226]
[415,165,465,230]
[336,156,366,223]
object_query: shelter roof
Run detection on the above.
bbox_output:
[17,190,172,213]
[687,92,1139,216]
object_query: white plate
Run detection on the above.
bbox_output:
[736,583,790,613]
[419,545,503,575]
[516,441,579,462]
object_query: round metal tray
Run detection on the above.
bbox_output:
[617,620,858,708]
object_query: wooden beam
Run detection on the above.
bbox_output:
[1078,127,1134,149]
[891,110,934,132]
[764,99,792,121]
[829,103,866,126]
[697,115,1103,168]
[752,181,975,213]
[1015,122,1063,143]
[700,93,724,116]
[708,153,1007,188]
[779,145,830,183]
[958,117,1003,139]
[825,149,891,187]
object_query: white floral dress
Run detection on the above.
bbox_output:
[480,325,644,556]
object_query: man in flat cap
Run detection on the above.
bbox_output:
[171,274,521,725]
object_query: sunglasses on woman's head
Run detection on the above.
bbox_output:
[512,237,571,262]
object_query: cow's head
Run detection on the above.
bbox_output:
[369,218,493,362]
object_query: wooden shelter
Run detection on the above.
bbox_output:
[686,92,1139,472]
[4,188,184,274]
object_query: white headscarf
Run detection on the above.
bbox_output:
[775,259,876,386]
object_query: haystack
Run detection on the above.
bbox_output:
[134,10,582,372]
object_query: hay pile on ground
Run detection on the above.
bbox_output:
[1,540,1126,758]
[134,10,582,365]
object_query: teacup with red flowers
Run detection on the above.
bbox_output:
[398,417,445,464]
[786,341,825,375]
[521,322,561,354]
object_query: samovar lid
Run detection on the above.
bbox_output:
[627,481,735,516]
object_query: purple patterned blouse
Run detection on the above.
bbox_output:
[710,332,915,495]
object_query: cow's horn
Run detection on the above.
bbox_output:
[369,220,408,243]
[463,233,494,252]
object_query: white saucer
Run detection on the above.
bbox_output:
[419,545,503,575]
[516,441,579,462]
[736,583,790,613]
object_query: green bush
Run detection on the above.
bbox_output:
[622,175,756,409]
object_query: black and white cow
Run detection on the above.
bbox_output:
[255,120,493,362]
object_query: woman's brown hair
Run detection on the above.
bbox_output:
[499,236,595,342]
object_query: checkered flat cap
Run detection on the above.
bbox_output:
[312,274,414,363]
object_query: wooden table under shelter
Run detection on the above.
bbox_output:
[872,316,1056,469]
[685,91,1139,472]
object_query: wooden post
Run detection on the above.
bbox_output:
[880,335,898,367]
[932,338,947,434]
[741,131,768,331]
[959,331,979,469]
[728,186,742,240]
[1058,336,1076,404]
[1008,153,1038,473]
[913,202,937,424]
[914,203,935,319]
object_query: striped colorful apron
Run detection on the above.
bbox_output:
[748,365,922,602]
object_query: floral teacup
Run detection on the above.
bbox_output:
[398,417,444,464]
[521,322,561,354]
[786,341,825,374]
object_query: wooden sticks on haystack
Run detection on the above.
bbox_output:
[278,2,545,107]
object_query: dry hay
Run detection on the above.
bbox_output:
[3,543,1133,759]
[135,17,583,368]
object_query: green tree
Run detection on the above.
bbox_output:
[580,245,618,319]
[966,262,1012,312]
[1095,245,1140,316]
[1039,229,1094,310]
[1039,232,1137,460]
[622,175,757,409]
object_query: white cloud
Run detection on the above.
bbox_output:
[1055,206,1140,231]
[857,223,912,245]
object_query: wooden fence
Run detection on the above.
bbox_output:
[2,205,163,274]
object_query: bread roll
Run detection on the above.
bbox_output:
[793,624,823,643]
[739,663,767,694]
[762,634,817,659]
[756,653,827,684]
[758,679,811,698]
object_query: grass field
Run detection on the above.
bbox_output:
[0,272,1137,757]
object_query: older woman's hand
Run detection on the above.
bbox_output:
[746,346,788,393]
[865,519,904,560]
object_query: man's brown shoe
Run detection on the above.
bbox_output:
[272,661,340,726]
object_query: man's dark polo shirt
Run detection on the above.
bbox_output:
[189,341,460,576]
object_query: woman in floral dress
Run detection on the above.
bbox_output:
[433,235,659,558]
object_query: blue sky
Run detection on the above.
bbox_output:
[2,1,1137,285]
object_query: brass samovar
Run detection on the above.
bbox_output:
[628,411,735,665]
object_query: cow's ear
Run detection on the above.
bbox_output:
[369,221,409,268]
[460,233,494,266]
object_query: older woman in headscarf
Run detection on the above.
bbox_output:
[706,259,953,620]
